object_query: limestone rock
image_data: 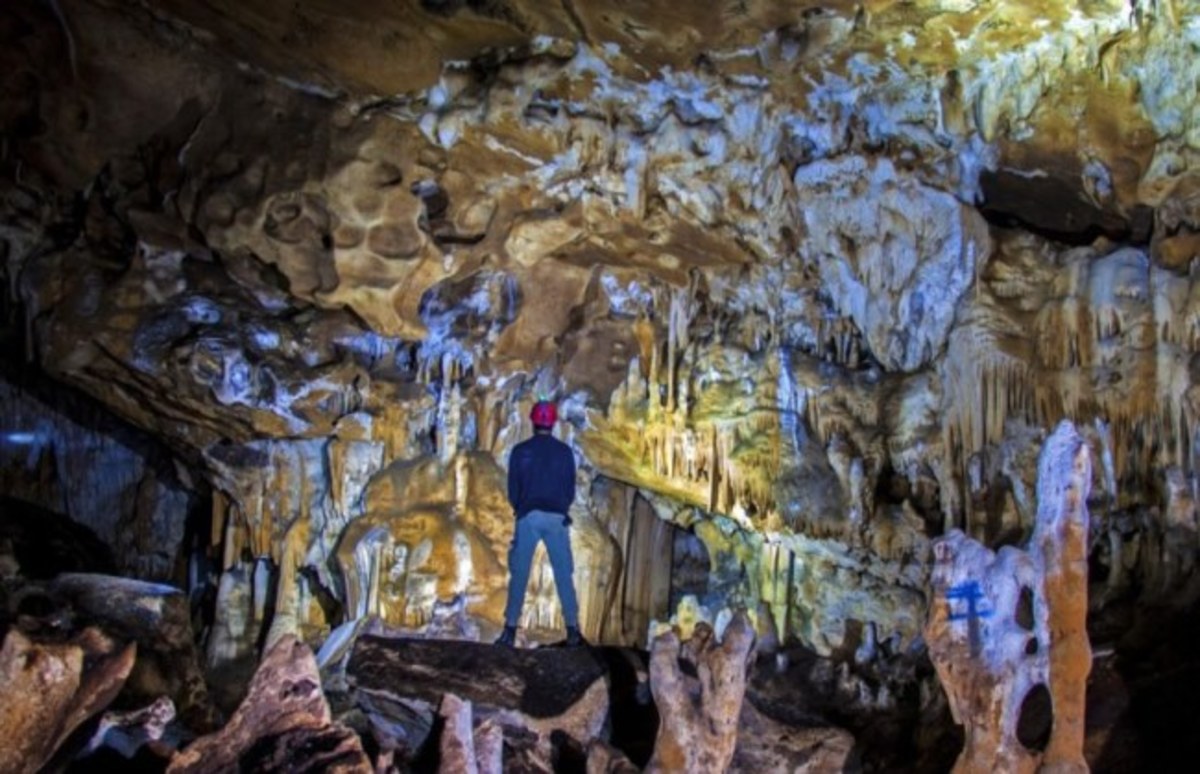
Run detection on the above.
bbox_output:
[647,613,756,773]
[4,1,1200,767]
[50,573,216,728]
[0,379,188,582]
[168,635,371,774]
[438,693,479,774]
[925,421,1092,773]
[0,627,136,774]
[5,0,1198,674]
[730,701,854,773]
[338,453,512,628]
[0,496,116,580]
[347,635,609,744]
[586,740,640,774]
[796,155,991,372]
[473,716,505,774]
[436,693,510,774]
[81,696,178,761]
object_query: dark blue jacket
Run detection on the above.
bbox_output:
[507,433,576,521]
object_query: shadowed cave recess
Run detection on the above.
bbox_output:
[2,0,1200,771]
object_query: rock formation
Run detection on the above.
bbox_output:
[0,627,136,774]
[2,0,1200,768]
[7,0,1197,659]
[438,693,478,774]
[730,701,854,773]
[926,421,1092,773]
[647,612,756,772]
[82,696,178,762]
[348,634,610,747]
[167,635,371,774]
[50,573,216,728]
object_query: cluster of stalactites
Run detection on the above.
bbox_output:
[940,246,1200,534]
[605,342,783,525]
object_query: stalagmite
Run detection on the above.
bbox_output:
[925,421,1092,773]
[253,559,272,628]
[168,636,371,774]
[206,562,254,672]
[474,718,504,774]
[646,612,756,773]
[1032,424,1091,771]
[438,694,478,774]
[265,521,307,647]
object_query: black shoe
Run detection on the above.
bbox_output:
[565,625,587,648]
[494,625,517,646]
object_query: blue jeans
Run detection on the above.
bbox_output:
[503,510,579,628]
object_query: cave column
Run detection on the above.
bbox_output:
[1033,424,1091,771]
[925,421,1092,774]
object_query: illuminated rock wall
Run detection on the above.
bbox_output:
[2,0,1200,666]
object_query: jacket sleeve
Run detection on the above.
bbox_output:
[563,446,576,507]
[507,448,520,511]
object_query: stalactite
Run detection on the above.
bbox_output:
[220,508,249,572]
[757,542,793,643]
[252,557,272,629]
[206,561,254,670]
[939,245,1200,537]
[647,300,662,422]
[210,491,228,566]
[347,526,389,621]
[617,485,637,642]
[266,520,308,646]
[667,291,678,415]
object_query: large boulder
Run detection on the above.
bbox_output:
[348,634,610,745]
[0,627,136,774]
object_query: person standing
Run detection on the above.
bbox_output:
[495,400,584,647]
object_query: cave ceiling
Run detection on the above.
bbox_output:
[2,0,1200,656]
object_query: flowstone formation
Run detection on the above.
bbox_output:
[2,0,1200,769]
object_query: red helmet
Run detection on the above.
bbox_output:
[530,400,557,429]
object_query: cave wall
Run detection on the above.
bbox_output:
[0,372,197,582]
[2,0,1199,661]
